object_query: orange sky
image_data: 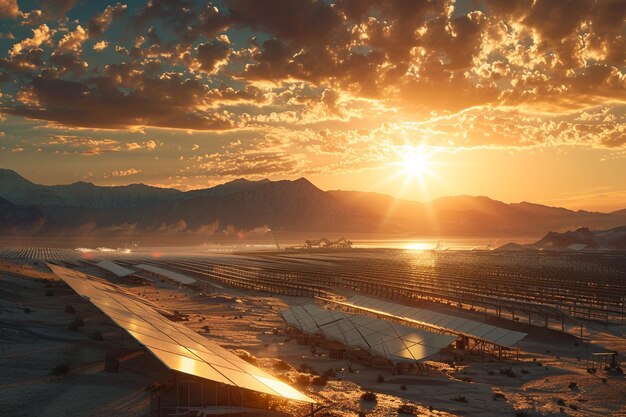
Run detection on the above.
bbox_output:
[0,0,624,212]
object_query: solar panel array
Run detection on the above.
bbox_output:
[48,264,314,404]
[96,260,136,277]
[0,247,80,260]
[336,295,527,347]
[281,304,456,363]
[133,263,197,285]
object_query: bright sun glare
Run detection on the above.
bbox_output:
[370,145,441,203]
[399,147,433,179]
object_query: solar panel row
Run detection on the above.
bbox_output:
[48,264,314,404]
[281,304,456,363]
[133,263,197,285]
[96,260,136,277]
[339,295,527,347]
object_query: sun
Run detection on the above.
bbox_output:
[369,145,442,205]
[399,147,433,180]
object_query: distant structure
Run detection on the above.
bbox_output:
[266,227,281,250]
[304,237,353,249]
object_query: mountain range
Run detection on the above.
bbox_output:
[0,168,625,243]
[532,226,626,251]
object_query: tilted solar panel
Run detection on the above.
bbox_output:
[342,295,527,347]
[96,260,136,277]
[133,263,197,285]
[280,304,455,363]
[48,264,314,404]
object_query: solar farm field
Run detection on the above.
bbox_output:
[117,250,626,331]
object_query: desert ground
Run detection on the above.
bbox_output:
[1,259,625,417]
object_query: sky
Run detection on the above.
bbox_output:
[0,0,624,212]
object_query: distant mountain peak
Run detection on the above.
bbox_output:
[533,225,626,251]
[291,177,318,188]
[225,178,263,184]
[66,181,96,188]
[0,168,19,175]
[0,168,34,183]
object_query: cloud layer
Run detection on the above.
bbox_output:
[0,0,624,184]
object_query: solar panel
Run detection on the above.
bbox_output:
[455,320,483,334]
[48,264,314,404]
[443,316,469,329]
[493,330,528,347]
[339,295,526,347]
[442,317,468,331]
[280,304,455,363]
[469,323,498,338]
[133,263,196,285]
[96,260,136,277]
[481,327,511,343]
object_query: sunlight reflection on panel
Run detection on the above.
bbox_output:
[48,264,314,404]
[253,375,315,403]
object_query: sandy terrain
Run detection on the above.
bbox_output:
[1,260,625,417]
[0,262,158,417]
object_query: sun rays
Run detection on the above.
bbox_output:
[398,146,435,181]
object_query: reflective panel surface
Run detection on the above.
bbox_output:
[340,295,527,347]
[133,263,196,285]
[281,303,456,363]
[96,260,136,277]
[48,264,314,404]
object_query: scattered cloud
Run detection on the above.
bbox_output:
[88,3,127,37]
[39,135,159,155]
[9,24,53,58]
[57,25,88,53]
[193,40,230,74]
[0,0,19,19]
[5,74,237,130]
[0,0,624,193]
[111,168,141,177]
[93,40,108,51]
